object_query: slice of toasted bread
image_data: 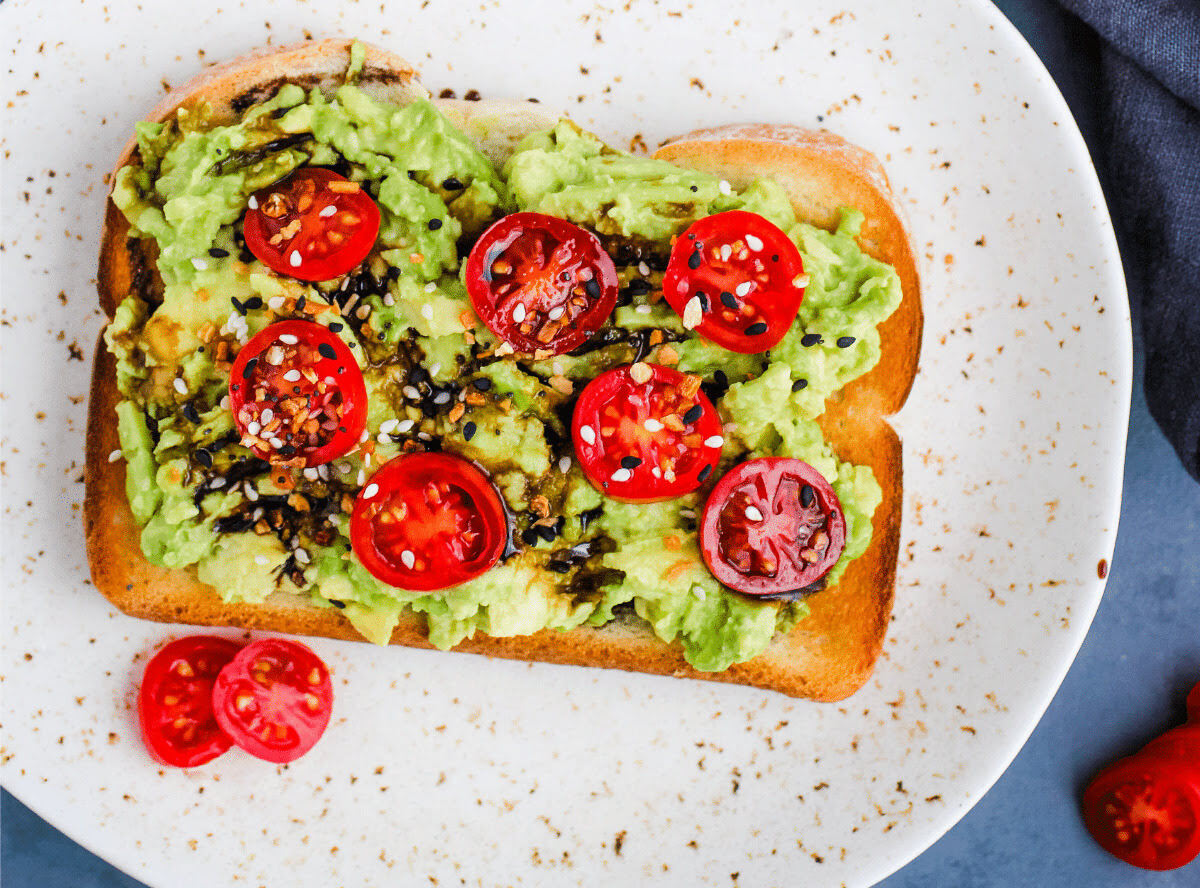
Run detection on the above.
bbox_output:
[85,39,920,701]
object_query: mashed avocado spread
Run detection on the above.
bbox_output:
[106,59,900,673]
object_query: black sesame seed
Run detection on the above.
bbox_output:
[771,254,780,262]
[714,369,728,386]
[837,336,857,348]
[328,322,344,333]
[697,464,713,483]
[463,421,477,441]
[720,291,738,310]
[442,176,464,190]
[687,250,703,270]
[317,343,337,360]
[584,277,601,300]
[231,296,246,315]
[800,333,823,347]
[696,291,709,312]
[279,444,297,458]
[243,296,264,311]
[547,560,572,574]
[745,322,768,336]
[208,247,230,258]
[194,448,213,468]
[241,357,258,379]
[238,250,255,264]
[337,365,346,374]
[427,218,443,231]
[182,403,202,424]
[537,524,558,543]
[346,341,356,349]
[627,279,652,296]
[801,485,816,508]
[620,455,642,470]
[296,295,307,312]
[472,378,493,391]
[683,404,704,424]
[386,265,401,280]
[791,378,809,392]
[690,185,699,193]
[521,527,540,546]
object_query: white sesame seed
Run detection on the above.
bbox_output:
[651,466,662,478]
[377,433,392,444]
[403,385,421,400]
[429,363,441,377]
[318,464,330,480]
[363,483,379,499]
[644,418,664,432]
[107,449,122,463]
[383,293,395,306]
[173,377,188,395]
[397,419,415,433]
[401,550,416,569]
[191,257,208,271]
[278,333,299,345]
[793,273,810,288]
[245,485,259,502]
[513,303,527,323]
[611,468,632,483]
[247,421,262,435]
[548,306,565,320]
[283,369,302,382]
[255,555,270,566]
[319,204,337,217]
[579,425,596,445]
[694,586,707,601]
[638,261,651,277]
[682,295,703,329]
[552,361,564,376]
[424,282,437,293]
[629,361,652,384]
[745,234,764,252]
[357,469,366,486]
[420,304,434,320]
[303,468,319,481]
[745,505,764,522]
[359,429,370,443]
[719,244,732,262]
[635,304,652,314]
[433,392,451,405]
[270,437,284,449]
[356,304,371,320]
[718,179,732,195]
[268,296,285,310]
[735,281,754,297]
[380,419,399,434]
[209,477,226,489]
[558,456,572,474]
[220,395,231,410]
[248,195,259,210]
[704,435,724,448]
[679,508,696,519]
[294,548,311,565]
[260,407,274,424]
[289,250,302,268]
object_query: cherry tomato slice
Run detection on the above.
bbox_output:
[228,319,367,467]
[1083,755,1200,870]
[138,635,242,768]
[211,637,333,764]
[699,457,847,596]
[350,452,508,591]
[464,212,619,355]
[572,362,723,503]
[663,210,806,353]
[243,168,381,281]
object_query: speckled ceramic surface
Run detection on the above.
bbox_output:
[1,0,1131,885]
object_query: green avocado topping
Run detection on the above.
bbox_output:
[105,58,901,672]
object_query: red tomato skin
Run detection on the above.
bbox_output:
[662,210,806,354]
[464,212,619,355]
[227,319,367,466]
[571,363,724,503]
[698,457,847,596]
[349,452,508,591]
[138,635,243,768]
[1082,754,1200,870]
[242,168,381,282]
[211,638,333,764]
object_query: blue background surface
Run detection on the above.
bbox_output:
[4,1,1198,885]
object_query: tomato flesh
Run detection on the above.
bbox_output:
[243,168,381,281]
[211,638,333,764]
[228,319,367,466]
[465,212,619,355]
[1083,756,1200,870]
[350,452,508,591]
[138,635,242,768]
[699,457,846,596]
[663,210,806,353]
[572,363,723,503]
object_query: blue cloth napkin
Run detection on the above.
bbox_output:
[1056,0,1200,480]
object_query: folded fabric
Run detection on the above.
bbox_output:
[1058,0,1200,481]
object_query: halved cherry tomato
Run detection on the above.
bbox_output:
[211,637,333,764]
[243,168,380,281]
[699,457,847,596]
[464,212,619,355]
[663,210,806,353]
[1083,755,1200,870]
[228,319,367,466]
[572,362,723,503]
[138,635,242,768]
[350,452,508,591]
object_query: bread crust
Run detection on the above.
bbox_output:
[85,40,921,701]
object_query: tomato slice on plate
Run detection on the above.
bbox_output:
[350,452,508,590]
[243,168,381,281]
[211,637,333,764]
[138,635,242,768]
[1083,755,1200,870]
[464,212,619,355]
[663,210,806,353]
[572,362,723,503]
[699,457,847,596]
[228,319,367,466]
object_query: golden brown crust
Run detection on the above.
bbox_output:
[86,42,921,701]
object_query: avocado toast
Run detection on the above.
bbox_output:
[86,38,921,701]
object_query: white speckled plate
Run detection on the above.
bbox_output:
[1,0,1130,885]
